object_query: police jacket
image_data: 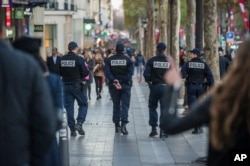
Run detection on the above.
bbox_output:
[181,57,214,86]
[0,40,56,165]
[143,54,170,85]
[59,52,89,83]
[160,86,250,166]
[105,53,134,85]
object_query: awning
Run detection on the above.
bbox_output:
[28,0,49,4]
[0,0,13,7]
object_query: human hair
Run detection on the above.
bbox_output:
[95,53,103,61]
[85,51,93,60]
[210,40,250,150]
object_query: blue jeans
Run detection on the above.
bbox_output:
[109,84,131,124]
[187,84,206,107]
[64,83,88,129]
[148,84,166,127]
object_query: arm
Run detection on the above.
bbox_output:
[122,58,134,83]
[79,57,89,78]
[160,87,212,134]
[180,62,188,78]
[143,59,152,83]
[104,59,115,82]
[205,64,214,87]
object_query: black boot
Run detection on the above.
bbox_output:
[115,122,120,133]
[70,128,77,137]
[149,127,158,137]
[160,129,168,138]
[192,127,199,134]
[75,123,85,135]
[121,122,128,135]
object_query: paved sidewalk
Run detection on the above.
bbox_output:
[69,78,208,166]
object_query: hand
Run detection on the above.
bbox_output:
[164,57,182,85]
[113,79,122,90]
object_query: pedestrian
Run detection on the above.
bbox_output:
[85,51,95,100]
[47,47,61,75]
[143,42,170,138]
[180,48,214,134]
[59,41,89,137]
[13,36,63,166]
[105,42,134,135]
[218,47,230,79]
[135,51,145,83]
[161,39,250,166]
[93,53,105,100]
[0,19,56,165]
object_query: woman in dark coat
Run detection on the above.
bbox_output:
[13,37,63,166]
[160,40,250,166]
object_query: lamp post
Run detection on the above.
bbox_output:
[142,18,148,57]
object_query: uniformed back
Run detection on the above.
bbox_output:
[109,53,129,76]
[150,54,170,85]
[60,52,82,83]
[187,58,206,83]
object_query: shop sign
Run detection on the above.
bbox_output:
[5,27,15,38]
[34,25,43,32]
[0,0,12,7]
[14,9,24,19]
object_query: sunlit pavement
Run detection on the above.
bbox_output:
[69,77,208,166]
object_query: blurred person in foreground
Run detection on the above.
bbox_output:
[160,40,250,166]
[13,36,63,166]
[0,20,56,165]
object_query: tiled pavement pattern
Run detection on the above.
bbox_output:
[69,78,208,166]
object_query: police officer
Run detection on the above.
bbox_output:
[105,43,134,135]
[60,41,89,137]
[181,48,214,134]
[143,42,170,138]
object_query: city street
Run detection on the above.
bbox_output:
[69,78,208,166]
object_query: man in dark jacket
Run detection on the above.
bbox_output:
[0,20,56,165]
[47,47,61,75]
[218,47,230,79]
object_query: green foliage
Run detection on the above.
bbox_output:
[123,0,147,28]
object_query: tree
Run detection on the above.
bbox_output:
[158,0,167,43]
[168,0,180,65]
[204,0,220,82]
[185,0,195,56]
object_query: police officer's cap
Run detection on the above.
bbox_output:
[157,42,167,51]
[188,48,200,56]
[116,42,124,52]
[68,41,78,51]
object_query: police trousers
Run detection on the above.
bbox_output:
[148,84,166,127]
[109,84,131,124]
[187,84,206,107]
[63,83,88,129]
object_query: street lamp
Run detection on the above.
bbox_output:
[142,18,148,56]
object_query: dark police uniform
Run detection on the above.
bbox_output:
[60,42,89,136]
[181,51,214,134]
[105,43,134,135]
[143,44,170,138]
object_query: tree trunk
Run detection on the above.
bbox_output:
[186,0,195,59]
[169,0,180,65]
[159,0,167,43]
[204,0,220,83]
[145,0,155,60]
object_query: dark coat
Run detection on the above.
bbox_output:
[47,55,61,75]
[0,40,56,166]
[160,86,250,166]
[219,56,230,79]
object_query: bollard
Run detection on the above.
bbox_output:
[59,109,70,166]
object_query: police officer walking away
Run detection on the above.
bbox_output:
[60,41,89,137]
[105,43,134,135]
[181,48,214,134]
[143,42,170,138]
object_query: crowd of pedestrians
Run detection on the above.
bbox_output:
[2,10,249,165]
